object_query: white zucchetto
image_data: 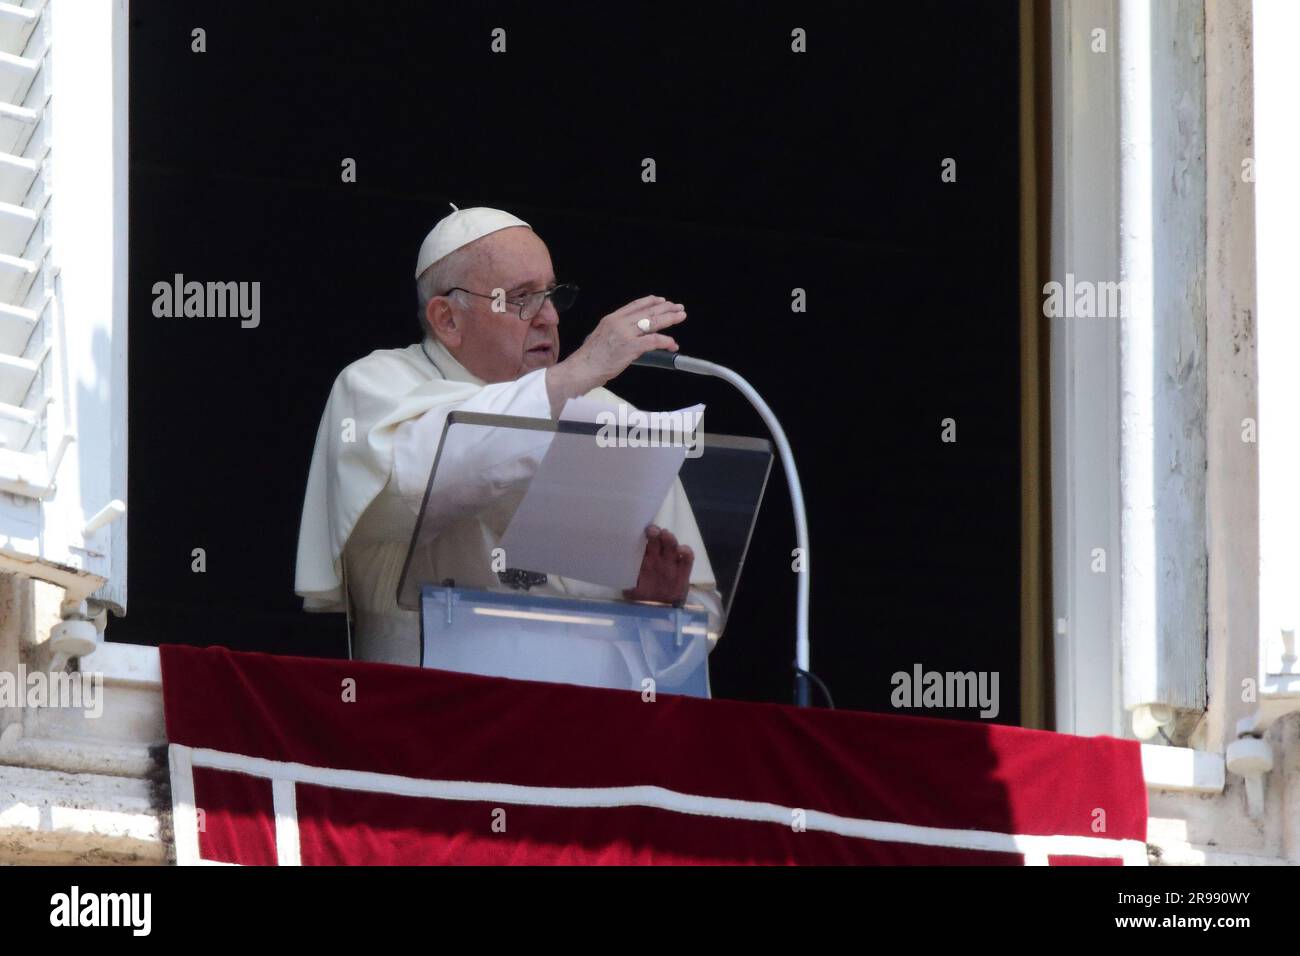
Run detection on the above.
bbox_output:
[414,203,531,278]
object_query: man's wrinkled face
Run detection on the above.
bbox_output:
[438,227,561,383]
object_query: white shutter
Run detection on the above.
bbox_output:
[1254,2,1300,703]
[0,0,55,543]
[0,0,128,614]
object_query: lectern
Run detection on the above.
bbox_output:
[396,410,772,698]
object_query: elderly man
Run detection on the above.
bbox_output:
[294,205,721,668]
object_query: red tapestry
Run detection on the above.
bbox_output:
[160,645,1148,865]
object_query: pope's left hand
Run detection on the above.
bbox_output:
[624,525,693,605]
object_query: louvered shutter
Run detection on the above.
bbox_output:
[0,0,128,614]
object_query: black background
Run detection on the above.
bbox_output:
[116,0,1021,720]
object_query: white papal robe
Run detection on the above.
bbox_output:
[294,336,721,668]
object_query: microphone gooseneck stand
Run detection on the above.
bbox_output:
[632,350,815,707]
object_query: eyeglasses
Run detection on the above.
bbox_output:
[442,283,580,322]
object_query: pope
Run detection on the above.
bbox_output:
[294,204,722,665]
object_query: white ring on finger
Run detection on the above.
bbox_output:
[637,317,652,333]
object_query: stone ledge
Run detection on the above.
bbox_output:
[0,736,157,778]
[0,762,166,865]
[1141,744,1226,793]
[79,640,161,688]
[1150,841,1287,867]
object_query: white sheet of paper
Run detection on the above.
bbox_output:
[499,399,705,588]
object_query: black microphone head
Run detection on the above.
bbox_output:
[631,349,680,370]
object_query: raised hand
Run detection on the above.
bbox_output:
[546,295,686,414]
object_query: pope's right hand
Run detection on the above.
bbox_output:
[546,295,686,413]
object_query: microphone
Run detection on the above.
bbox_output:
[632,349,719,376]
[630,349,679,370]
[634,349,816,708]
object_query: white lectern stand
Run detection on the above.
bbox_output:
[419,585,713,696]
[396,411,772,699]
